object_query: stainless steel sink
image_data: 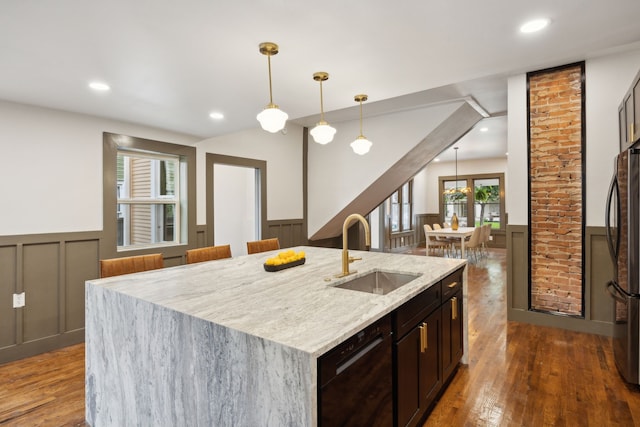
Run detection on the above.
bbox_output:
[334,270,421,295]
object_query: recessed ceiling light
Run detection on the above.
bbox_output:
[520,18,550,34]
[89,81,110,91]
[480,127,489,132]
[209,112,224,120]
[434,158,440,162]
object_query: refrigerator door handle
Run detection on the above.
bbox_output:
[607,280,627,303]
[605,171,620,263]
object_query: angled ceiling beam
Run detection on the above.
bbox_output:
[309,102,484,241]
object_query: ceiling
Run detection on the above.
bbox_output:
[2,1,640,162]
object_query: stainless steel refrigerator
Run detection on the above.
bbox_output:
[606,146,640,384]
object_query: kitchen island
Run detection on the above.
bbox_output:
[85,246,467,426]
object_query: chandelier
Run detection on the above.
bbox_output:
[443,147,471,195]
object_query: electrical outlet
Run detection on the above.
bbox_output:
[489,235,494,241]
[13,292,25,308]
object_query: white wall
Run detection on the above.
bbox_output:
[0,100,199,236]
[507,48,640,226]
[413,157,508,215]
[195,125,304,225]
[307,101,464,237]
[214,164,257,256]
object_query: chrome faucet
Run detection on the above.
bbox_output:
[338,213,371,277]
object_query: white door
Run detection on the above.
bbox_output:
[214,164,260,256]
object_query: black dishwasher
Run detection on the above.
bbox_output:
[318,314,393,426]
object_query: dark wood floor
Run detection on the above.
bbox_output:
[1,248,640,426]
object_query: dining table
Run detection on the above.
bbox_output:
[424,226,475,258]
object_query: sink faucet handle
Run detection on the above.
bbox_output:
[349,256,362,263]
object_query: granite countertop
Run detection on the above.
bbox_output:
[88,246,466,357]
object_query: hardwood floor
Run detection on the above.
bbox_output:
[1,248,640,426]
[0,344,86,426]
[421,248,640,427]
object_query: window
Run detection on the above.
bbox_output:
[103,132,196,257]
[117,150,180,249]
[473,178,501,229]
[390,181,413,232]
[439,173,505,230]
[443,180,469,226]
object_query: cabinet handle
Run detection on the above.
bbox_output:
[451,297,458,320]
[419,322,428,353]
[448,281,458,289]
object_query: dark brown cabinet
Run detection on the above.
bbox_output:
[619,69,640,151]
[394,266,464,427]
[395,308,440,427]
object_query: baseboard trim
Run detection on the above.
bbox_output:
[508,308,613,337]
[0,329,84,365]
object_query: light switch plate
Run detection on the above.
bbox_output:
[13,292,25,308]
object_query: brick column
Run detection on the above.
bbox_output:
[528,63,585,316]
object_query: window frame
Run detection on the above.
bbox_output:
[389,180,413,234]
[438,172,505,230]
[116,150,181,250]
[102,132,196,260]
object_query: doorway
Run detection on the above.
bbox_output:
[206,154,267,256]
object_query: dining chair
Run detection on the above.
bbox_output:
[186,244,232,264]
[246,237,280,254]
[453,227,483,262]
[480,224,491,257]
[100,253,164,278]
[424,224,448,256]
[433,223,456,253]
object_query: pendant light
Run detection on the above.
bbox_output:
[256,42,288,133]
[444,147,471,195]
[310,72,336,144]
[350,94,372,155]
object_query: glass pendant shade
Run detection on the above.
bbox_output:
[257,104,288,133]
[350,135,372,155]
[310,121,336,145]
[351,94,372,155]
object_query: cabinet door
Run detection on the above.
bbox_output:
[625,93,634,146]
[395,309,441,427]
[442,291,463,382]
[418,309,441,412]
[620,104,627,152]
[396,327,421,427]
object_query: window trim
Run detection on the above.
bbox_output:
[438,172,505,230]
[102,132,196,260]
[389,180,413,234]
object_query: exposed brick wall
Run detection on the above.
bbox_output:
[528,64,584,316]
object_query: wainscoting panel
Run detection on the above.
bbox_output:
[0,232,100,363]
[266,219,307,248]
[0,245,17,349]
[23,242,60,342]
[414,213,440,247]
[507,225,529,311]
[507,224,614,336]
[586,229,614,325]
[66,239,100,331]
